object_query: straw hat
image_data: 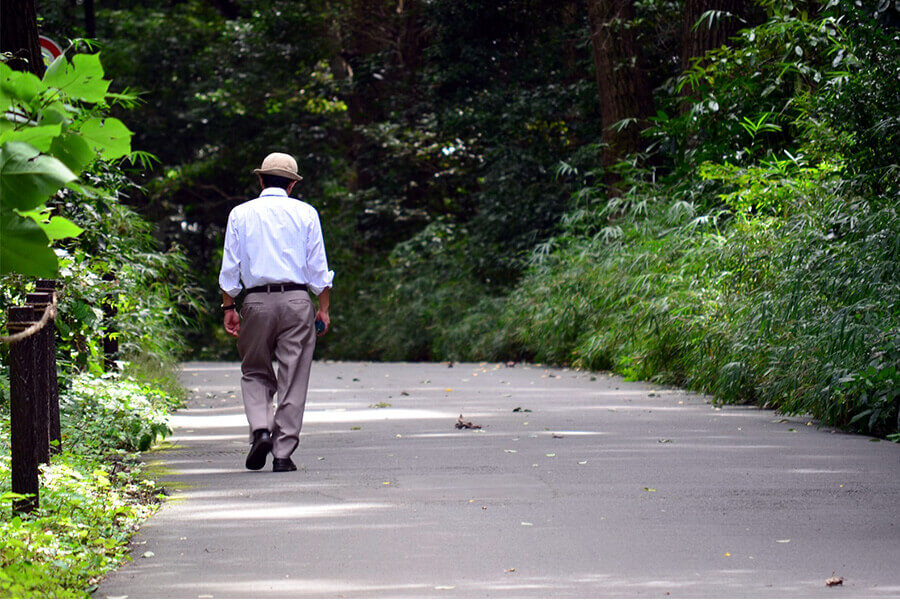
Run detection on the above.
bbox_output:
[253,152,302,180]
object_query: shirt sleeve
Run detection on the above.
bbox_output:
[305,208,334,296]
[218,209,243,298]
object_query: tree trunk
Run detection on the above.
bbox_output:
[587,0,655,173]
[680,0,746,70]
[84,0,97,37]
[1,0,46,77]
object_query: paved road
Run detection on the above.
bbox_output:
[96,361,900,598]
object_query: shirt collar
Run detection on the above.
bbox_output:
[260,187,289,197]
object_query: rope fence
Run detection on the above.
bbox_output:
[2,278,121,513]
[0,291,57,345]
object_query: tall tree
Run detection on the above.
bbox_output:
[587,0,654,174]
[681,0,746,69]
[1,0,45,77]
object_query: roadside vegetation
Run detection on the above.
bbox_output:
[0,0,896,594]
[0,50,194,596]
[31,0,896,439]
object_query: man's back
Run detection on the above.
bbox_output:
[221,187,332,297]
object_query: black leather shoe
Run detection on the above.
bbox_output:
[245,429,272,470]
[272,457,297,472]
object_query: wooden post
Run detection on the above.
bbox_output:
[35,280,61,453]
[7,306,40,514]
[26,292,53,465]
[102,273,119,371]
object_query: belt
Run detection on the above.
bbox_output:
[245,283,308,294]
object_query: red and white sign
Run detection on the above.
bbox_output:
[39,35,64,66]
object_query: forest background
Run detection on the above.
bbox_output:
[7,0,900,439]
[0,1,897,593]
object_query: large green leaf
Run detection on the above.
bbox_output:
[17,209,84,241]
[0,211,57,277]
[0,124,62,152]
[0,141,77,211]
[38,102,74,126]
[79,117,132,160]
[0,63,43,107]
[49,131,95,173]
[43,53,109,103]
[39,216,84,241]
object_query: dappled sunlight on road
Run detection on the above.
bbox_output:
[96,361,900,599]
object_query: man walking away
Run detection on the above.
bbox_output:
[218,152,334,472]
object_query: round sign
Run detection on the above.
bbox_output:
[39,35,64,66]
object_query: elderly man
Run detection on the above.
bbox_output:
[219,152,334,472]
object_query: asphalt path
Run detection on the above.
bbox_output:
[96,361,900,598]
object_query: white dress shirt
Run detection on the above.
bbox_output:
[218,188,334,297]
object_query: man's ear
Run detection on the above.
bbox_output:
[287,180,298,195]
[258,175,265,189]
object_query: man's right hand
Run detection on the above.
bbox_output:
[224,309,241,337]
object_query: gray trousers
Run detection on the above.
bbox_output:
[237,289,316,459]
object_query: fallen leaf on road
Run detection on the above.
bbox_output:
[724,552,731,557]
[776,539,791,543]
[521,522,533,526]
[506,568,517,573]
[644,487,657,492]
[825,575,843,587]
[513,407,532,412]
[578,461,588,465]
[658,439,673,443]
[142,551,154,558]
[351,426,361,430]
[401,391,410,396]
[545,453,556,457]
[504,449,518,453]
[456,415,482,429]
[552,433,564,439]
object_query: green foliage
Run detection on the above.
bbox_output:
[0,373,175,597]
[0,53,134,277]
[29,0,897,441]
[61,373,175,453]
[496,1,900,436]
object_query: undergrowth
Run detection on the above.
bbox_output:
[0,372,178,598]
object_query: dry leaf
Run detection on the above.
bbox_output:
[456,415,482,429]
[825,576,843,587]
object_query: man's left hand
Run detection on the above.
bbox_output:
[315,309,330,337]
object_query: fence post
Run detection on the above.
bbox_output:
[26,292,53,465]
[102,272,119,371]
[35,279,61,454]
[7,306,40,514]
